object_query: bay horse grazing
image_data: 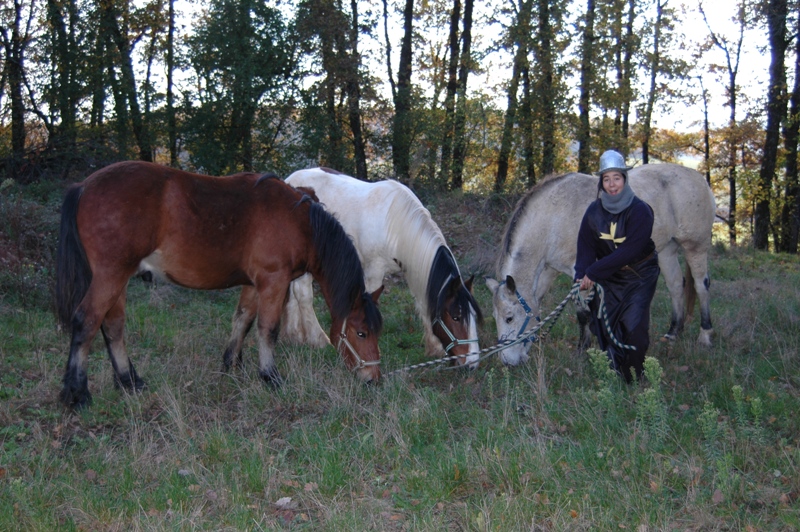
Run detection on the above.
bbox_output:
[55,161,383,408]
[273,167,483,367]
[486,163,715,366]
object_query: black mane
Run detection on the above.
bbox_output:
[309,202,383,334]
[425,245,483,326]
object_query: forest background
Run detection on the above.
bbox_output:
[0,0,798,252]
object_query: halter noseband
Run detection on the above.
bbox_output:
[498,279,541,346]
[336,318,380,372]
[432,274,480,356]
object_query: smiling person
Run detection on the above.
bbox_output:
[574,150,660,383]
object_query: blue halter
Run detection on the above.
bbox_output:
[498,280,541,346]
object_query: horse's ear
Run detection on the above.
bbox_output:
[370,285,384,304]
[464,275,475,292]
[505,275,516,292]
[485,277,499,292]
[297,186,319,202]
[446,275,463,298]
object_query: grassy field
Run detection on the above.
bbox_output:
[1,181,799,530]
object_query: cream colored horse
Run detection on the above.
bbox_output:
[486,163,715,366]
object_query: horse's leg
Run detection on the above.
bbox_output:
[657,241,685,340]
[222,285,258,372]
[100,288,145,393]
[60,276,128,408]
[279,273,330,348]
[255,280,289,387]
[684,248,713,346]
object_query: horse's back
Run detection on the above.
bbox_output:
[628,164,715,250]
[76,161,309,289]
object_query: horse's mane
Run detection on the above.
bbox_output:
[500,172,583,258]
[426,246,483,326]
[382,182,480,325]
[308,201,382,334]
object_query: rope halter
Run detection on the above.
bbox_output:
[497,279,541,345]
[432,274,480,356]
[336,318,381,372]
[432,316,480,355]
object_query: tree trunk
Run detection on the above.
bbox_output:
[347,0,368,180]
[101,0,152,162]
[699,76,711,186]
[1,0,31,177]
[47,0,79,153]
[439,0,461,187]
[392,0,414,183]
[521,66,536,188]
[642,0,663,165]
[495,0,531,192]
[780,18,800,253]
[537,0,556,176]
[167,0,178,166]
[577,0,596,174]
[754,0,788,250]
[450,0,474,190]
[620,0,635,142]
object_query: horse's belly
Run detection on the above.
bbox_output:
[137,250,250,289]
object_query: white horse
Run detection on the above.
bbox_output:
[486,163,715,366]
[280,167,483,367]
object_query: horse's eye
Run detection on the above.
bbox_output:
[505,316,514,324]
[357,331,367,339]
[452,315,460,322]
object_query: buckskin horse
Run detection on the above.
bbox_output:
[486,163,715,366]
[55,161,383,408]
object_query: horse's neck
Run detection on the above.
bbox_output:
[385,194,448,317]
[498,251,544,302]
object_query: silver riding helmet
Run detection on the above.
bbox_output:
[595,150,632,177]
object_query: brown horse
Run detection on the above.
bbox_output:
[55,161,383,408]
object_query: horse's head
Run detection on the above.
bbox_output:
[485,274,537,366]
[432,275,483,369]
[331,286,384,383]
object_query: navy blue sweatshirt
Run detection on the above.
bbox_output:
[574,196,656,282]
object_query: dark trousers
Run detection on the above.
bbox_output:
[589,254,660,382]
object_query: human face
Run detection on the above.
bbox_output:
[602,171,625,195]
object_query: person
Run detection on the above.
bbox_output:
[574,150,660,382]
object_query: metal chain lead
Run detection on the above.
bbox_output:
[384,281,634,377]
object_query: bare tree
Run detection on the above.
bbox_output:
[450,0,474,190]
[577,0,596,174]
[439,0,461,187]
[0,0,36,177]
[700,0,749,246]
[754,0,789,250]
[495,0,532,192]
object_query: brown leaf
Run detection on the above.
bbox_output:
[304,482,317,492]
[712,489,724,504]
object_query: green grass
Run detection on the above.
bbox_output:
[1,189,799,529]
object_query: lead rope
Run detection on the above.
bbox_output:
[384,281,633,377]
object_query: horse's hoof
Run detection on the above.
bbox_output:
[59,387,93,409]
[114,372,147,393]
[661,333,676,343]
[698,328,713,347]
[259,367,284,388]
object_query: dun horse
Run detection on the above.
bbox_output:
[271,167,483,367]
[56,161,383,408]
[486,163,715,366]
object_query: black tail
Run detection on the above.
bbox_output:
[55,184,91,329]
